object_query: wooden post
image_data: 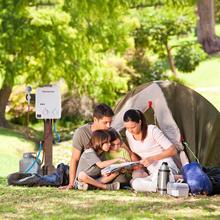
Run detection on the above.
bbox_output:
[42,119,55,175]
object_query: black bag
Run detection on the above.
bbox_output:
[8,163,69,187]
[203,166,220,195]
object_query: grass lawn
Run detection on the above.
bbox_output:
[0,127,35,177]
[0,127,72,177]
[0,177,220,220]
[179,56,220,111]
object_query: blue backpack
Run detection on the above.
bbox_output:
[182,162,213,195]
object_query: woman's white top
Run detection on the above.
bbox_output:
[126,125,179,175]
[126,125,172,158]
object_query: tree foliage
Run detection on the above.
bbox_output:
[0,0,214,125]
[0,0,137,126]
[133,5,206,76]
[175,42,207,72]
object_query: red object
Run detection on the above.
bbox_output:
[148,101,152,108]
[180,135,185,142]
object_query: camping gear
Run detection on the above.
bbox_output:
[167,182,189,197]
[157,162,170,195]
[182,162,213,195]
[8,163,69,187]
[19,152,41,174]
[203,166,220,195]
[112,80,220,167]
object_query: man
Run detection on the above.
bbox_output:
[60,103,114,189]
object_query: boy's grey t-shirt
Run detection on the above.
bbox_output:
[72,123,92,151]
[75,148,101,179]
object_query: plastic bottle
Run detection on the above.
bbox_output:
[19,152,41,174]
[157,162,170,195]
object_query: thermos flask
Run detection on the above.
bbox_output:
[157,162,170,195]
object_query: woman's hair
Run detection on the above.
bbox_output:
[88,130,111,151]
[108,129,122,143]
[123,109,148,141]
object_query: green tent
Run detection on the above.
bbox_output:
[112,80,220,167]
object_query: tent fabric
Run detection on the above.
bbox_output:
[112,80,220,167]
[112,81,183,151]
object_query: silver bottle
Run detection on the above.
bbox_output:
[157,162,170,195]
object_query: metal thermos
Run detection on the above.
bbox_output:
[157,162,170,195]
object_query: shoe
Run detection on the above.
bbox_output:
[77,181,89,191]
[106,182,120,190]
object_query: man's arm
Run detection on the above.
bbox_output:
[59,147,81,189]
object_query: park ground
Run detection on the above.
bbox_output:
[0,56,220,219]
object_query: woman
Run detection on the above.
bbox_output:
[123,109,179,192]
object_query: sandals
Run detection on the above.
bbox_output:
[77,181,89,191]
[106,182,120,190]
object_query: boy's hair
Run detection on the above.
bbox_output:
[93,104,114,119]
[123,109,148,141]
[108,129,122,143]
[88,130,111,151]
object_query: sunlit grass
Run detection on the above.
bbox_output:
[179,56,220,111]
[0,179,220,219]
[0,128,35,177]
[178,56,220,88]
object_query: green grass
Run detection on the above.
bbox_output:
[0,125,72,177]
[179,56,220,111]
[179,56,220,88]
[0,128,35,177]
[0,178,220,220]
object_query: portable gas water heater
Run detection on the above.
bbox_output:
[20,85,61,175]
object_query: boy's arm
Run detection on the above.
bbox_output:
[96,157,126,169]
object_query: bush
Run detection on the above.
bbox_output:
[174,43,207,73]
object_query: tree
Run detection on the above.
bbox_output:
[0,0,77,127]
[197,0,220,54]
[0,0,134,127]
[133,5,206,78]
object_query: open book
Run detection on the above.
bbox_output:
[101,161,140,175]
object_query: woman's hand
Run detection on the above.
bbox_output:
[140,156,155,167]
[132,164,143,170]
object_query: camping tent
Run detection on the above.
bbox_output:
[112,80,220,167]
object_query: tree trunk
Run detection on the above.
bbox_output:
[197,0,220,54]
[0,85,12,128]
[165,43,177,78]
